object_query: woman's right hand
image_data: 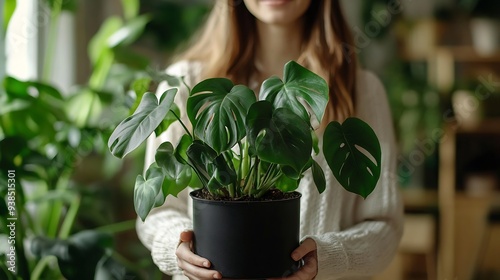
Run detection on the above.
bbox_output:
[176,231,222,280]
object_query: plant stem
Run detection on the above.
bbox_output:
[180,76,191,93]
[30,256,58,280]
[88,51,115,90]
[58,195,81,239]
[242,159,256,195]
[222,151,236,198]
[42,0,63,82]
[47,172,71,238]
[255,165,281,198]
[170,110,192,139]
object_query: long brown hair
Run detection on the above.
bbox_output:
[173,0,357,122]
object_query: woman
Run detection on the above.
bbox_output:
[137,0,403,279]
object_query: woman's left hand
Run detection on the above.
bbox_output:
[273,238,318,280]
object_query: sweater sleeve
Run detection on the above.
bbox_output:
[135,61,198,276]
[305,71,404,279]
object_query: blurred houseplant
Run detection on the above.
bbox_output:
[108,60,382,278]
[0,0,182,278]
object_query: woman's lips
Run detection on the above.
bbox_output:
[260,0,292,7]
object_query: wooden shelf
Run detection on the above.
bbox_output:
[455,118,500,134]
[437,46,500,63]
[400,45,500,63]
[402,188,438,213]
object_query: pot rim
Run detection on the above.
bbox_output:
[189,189,302,205]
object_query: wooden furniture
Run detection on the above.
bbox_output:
[438,120,500,279]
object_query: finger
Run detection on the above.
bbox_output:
[176,242,212,268]
[277,253,318,280]
[180,230,194,242]
[180,261,222,279]
[291,238,317,261]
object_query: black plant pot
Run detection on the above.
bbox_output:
[190,190,302,279]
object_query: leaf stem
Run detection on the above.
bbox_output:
[170,110,192,139]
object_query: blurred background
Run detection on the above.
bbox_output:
[1,0,499,279]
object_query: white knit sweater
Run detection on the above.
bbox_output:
[136,61,404,280]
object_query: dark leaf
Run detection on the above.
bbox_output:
[311,159,326,194]
[187,78,256,153]
[259,61,329,125]
[246,101,312,173]
[31,230,113,280]
[323,117,381,198]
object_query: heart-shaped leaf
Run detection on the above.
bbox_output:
[260,61,329,125]
[246,101,311,173]
[323,118,381,198]
[155,142,191,198]
[108,89,177,158]
[134,164,165,221]
[187,78,256,153]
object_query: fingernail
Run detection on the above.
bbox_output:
[203,261,210,268]
[213,273,221,279]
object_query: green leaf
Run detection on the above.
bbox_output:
[186,140,218,189]
[108,89,177,158]
[121,0,139,20]
[260,61,329,125]
[246,101,312,173]
[187,78,256,153]
[155,142,191,198]
[311,159,326,194]
[107,15,150,48]
[323,117,381,198]
[113,46,150,69]
[3,0,16,33]
[175,134,192,164]
[66,89,103,128]
[88,17,123,65]
[154,103,180,136]
[130,77,152,113]
[31,230,113,280]
[44,0,77,11]
[134,164,164,221]
[274,174,299,193]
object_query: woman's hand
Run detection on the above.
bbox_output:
[274,238,318,280]
[176,231,222,280]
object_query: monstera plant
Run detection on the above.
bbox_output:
[108,60,381,220]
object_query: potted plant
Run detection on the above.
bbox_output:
[108,61,381,278]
